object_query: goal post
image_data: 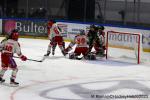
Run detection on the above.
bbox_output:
[106,31,141,64]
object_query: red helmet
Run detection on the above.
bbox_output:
[10,29,19,41]
[48,20,56,27]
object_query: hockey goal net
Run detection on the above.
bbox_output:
[106,31,141,64]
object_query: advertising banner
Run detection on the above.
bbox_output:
[58,21,150,52]
[2,19,47,36]
[106,26,150,52]
[107,31,140,50]
[57,22,90,40]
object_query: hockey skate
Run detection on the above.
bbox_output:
[10,78,19,86]
[44,51,50,56]
[0,77,5,83]
[62,50,67,56]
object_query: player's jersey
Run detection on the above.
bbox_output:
[48,23,62,40]
[98,31,105,45]
[0,39,22,56]
[75,35,88,47]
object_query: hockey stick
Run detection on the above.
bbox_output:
[13,56,44,62]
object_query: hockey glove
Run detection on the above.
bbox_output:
[20,55,27,61]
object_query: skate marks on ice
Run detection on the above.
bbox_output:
[39,78,150,100]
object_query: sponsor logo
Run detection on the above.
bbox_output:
[16,21,47,34]
[108,32,139,44]
[57,23,68,37]
[3,20,47,36]
[4,20,16,34]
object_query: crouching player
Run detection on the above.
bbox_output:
[65,30,96,60]
[0,29,27,86]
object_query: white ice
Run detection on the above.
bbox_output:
[0,37,150,100]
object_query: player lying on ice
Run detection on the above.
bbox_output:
[44,20,66,56]
[0,29,27,86]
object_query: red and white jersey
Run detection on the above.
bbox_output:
[0,39,22,56]
[48,23,62,40]
[75,35,88,47]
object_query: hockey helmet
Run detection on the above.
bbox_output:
[90,24,96,30]
[48,20,56,27]
[98,26,105,30]
[79,29,85,35]
[9,29,19,41]
[90,24,95,28]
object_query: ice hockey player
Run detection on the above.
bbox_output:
[44,20,55,56]
[44,20,66,56]
[0,29,27,86]
[65,30,96,60]
[87,24,99,53]
[93,26,106,57]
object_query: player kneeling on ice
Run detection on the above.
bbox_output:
[44,20,66,56]
[65,30,96,60]
[0,29,27,86]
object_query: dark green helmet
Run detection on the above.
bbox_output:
[79,29,85,35]
[98,26,105,30]
[90,24,96,29]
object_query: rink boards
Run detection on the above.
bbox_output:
[0,19,149,52]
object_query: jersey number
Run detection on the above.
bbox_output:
[76,38,86,45]
[54,27,60,34]
[5,45,13,52]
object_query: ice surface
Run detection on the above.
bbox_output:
[0,37,150,100]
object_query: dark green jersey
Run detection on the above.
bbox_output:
[87,30,98,44]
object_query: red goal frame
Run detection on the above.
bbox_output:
[106,31,141,64]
